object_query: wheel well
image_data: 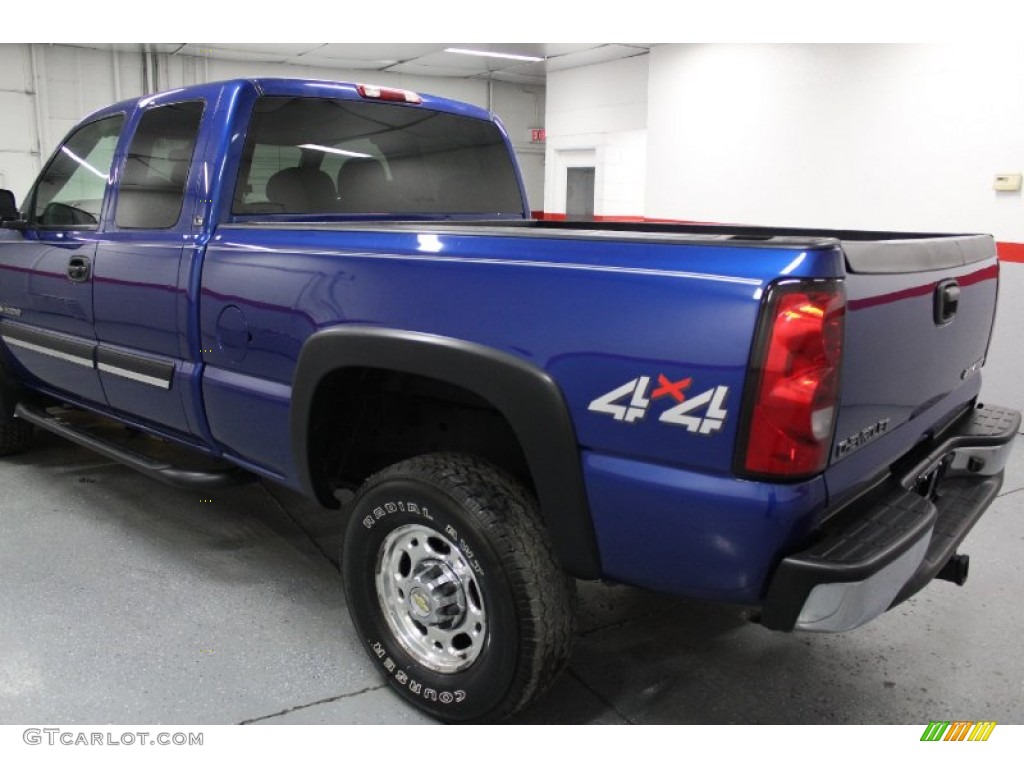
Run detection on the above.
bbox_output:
[291,327,602,579]
[307,367,531,501]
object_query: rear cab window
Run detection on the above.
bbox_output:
[233,96,523,217]
[116,101,205,229]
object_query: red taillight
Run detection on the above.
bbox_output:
[356,84,422,104]
[740,280,845,478]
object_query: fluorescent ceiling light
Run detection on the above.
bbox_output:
[444,48,544,63]
[298,144,372,159]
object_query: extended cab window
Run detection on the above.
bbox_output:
[116,101,204,229]
[233,96,523,216]
[31,114,124,228]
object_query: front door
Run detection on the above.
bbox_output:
[0,113,125,406]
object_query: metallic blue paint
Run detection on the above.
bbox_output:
[0,78,1002,606]
[583,451,827,602]
[199,228,841,480]
[0,234,107,405]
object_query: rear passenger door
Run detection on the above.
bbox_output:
[92,92,212,439]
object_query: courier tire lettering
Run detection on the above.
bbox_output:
[291,326,602,580]
[342,452,576,722]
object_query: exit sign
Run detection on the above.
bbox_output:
[529,128,546,144]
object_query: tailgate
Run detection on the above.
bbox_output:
[827,234,999,495]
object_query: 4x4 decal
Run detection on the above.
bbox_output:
[588,375,729,435]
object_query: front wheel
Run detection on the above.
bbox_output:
[0,417,33,457]
[342,453,576,722]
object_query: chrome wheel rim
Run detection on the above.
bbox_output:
[375,523,487,673]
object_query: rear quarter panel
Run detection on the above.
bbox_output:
[199,227,845,481]
[198,227,847,601]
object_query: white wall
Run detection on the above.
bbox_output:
[646,44,1024,241]
[541,43,1024,414]
[0,44,545,209]
[543,55,648,217]
[0,47,38,195]
[0,45,146,201]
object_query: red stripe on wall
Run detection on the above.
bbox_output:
[532,213,1024,264]
[593,215,646,222]
[997,241,1024,263]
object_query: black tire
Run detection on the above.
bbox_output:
[342,452,576,723]
[0,417,32,457]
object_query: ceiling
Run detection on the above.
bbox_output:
[70,43,652,85]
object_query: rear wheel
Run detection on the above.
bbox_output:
[0,417,33,457]
[342,453,575,722]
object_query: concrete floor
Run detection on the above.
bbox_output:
[1,423,1022,725]
[4,259,1024,725]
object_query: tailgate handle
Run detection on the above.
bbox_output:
[934,279,960,325]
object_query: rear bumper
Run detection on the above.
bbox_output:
[761,403,1019,632]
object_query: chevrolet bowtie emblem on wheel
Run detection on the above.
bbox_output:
[410,590,431,615]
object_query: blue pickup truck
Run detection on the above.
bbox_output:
[0,78,1018,722]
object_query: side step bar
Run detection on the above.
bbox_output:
[15,403,253,491]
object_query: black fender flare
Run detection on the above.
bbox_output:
[290,326,601,579]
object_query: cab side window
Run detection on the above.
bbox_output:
[31,114,125,228]
[115,101,204,229]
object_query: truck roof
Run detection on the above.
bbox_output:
[81,77,495,125]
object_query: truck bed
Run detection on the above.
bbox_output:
[227,217,982,251]
[208,218,998,536]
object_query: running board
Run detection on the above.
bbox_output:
[15,403,253,490]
